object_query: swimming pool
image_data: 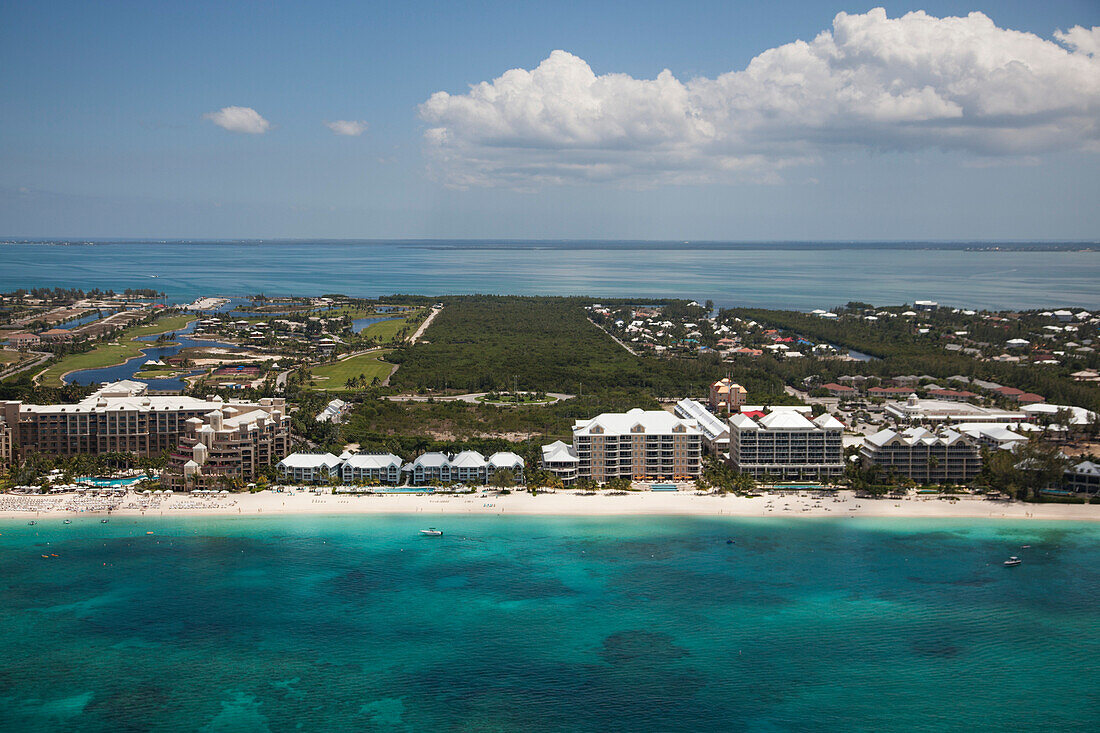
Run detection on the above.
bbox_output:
[75,476,146,488]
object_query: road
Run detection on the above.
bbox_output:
[409,304,442,344]
[587,318,637,355]
[1,350,53,382]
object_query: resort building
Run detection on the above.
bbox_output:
[861,427,982,484]
[6,332,40,349]
[1064,461,1100,495]
[674,398,730,454]
[954,423,1031,451]
[274,450,526,486]
[708,378,747,415]
[1,381,288,461]
[821,383,858,398]
[162,401,292,490]
[884,395,1028,425]
[541,441,579,485]
[341,453,402,485]
[0,420,12,465]
[547,408,703,483]
[275,453,343,484]
[727,410,844,479]
[404,452,453,485]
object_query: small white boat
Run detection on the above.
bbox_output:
[1004,556,1022,567]
[64,519,72,524]
[419,528,443,536]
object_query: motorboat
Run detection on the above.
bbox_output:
[419,528,443,536]
[100,519,109,523]
[28,520,36,526]
[1004,556,1022,567]
[64,519,72,524]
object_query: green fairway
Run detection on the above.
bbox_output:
[36,314,197,387]
[357,310,424,343]
[310,350,394,390]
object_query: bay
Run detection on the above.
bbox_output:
[1,515,1097,731]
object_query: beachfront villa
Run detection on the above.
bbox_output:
[276,453,343,484]
[860,427,983,484]
[543,408,704,484]
[541,441,579,485]
[1,381,288,461]
[1064,461,1100,495]
[341,453,402,484]
[161,401,291,490]
[275,450,526,486]
[727,410,844,479]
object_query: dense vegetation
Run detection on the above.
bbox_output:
[387,296,788,399]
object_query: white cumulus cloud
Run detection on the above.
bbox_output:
[419,8,1100,188]
[203,106,271,134]
[325,120,369,136]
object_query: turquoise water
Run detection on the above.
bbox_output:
[73,477,144,488]
[2,241,1098,310]
[1,515,1097,731]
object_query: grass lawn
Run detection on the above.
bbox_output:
[310,350,394,390]
[0,349,24,366]
[36,315,197,386]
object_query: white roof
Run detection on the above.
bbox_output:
[1020,403,1097,425]
[412,452,450,468]
[573,408,700,437]
[450,450,487,468]
[542,441,579,463]
[342,453,402,469]
[278,452,342,469]
[488,451,524,469]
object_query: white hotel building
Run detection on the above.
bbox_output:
[727,410,844,479]
[543,408,703,484]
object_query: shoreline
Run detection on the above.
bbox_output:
[2,489,1097,522]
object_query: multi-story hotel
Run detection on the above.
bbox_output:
[544,408,703,484]
[727,410,844,479]
[1,380,287,462]
[162,401,291,490]
[860,427,982,484]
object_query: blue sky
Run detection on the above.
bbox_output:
[1,0,1098,240]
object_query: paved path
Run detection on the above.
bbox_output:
[1,350,52,382]
[588,318,637,355]
[409,305,441,344]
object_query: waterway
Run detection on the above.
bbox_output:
[62,320,239,391]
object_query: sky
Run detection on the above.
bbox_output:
[1,0,1098,241]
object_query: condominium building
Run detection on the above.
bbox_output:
[341,453,402,484]
[1,381,288,461]
[276,453,343,484]
[162,401,291,490]
[1064,461,1100,495]
[860,427,982,484]
[551,408,703,483]
[275,449,524,486]
[727,410,844,479]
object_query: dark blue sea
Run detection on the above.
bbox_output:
[1,515,1098,731]
[2,240,1098,310]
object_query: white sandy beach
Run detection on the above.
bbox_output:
[2,488,1098,522]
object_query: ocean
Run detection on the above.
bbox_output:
[2,515,1097,731]
[2,240,1098,311]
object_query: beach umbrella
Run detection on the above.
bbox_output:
[164,489,173,494]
